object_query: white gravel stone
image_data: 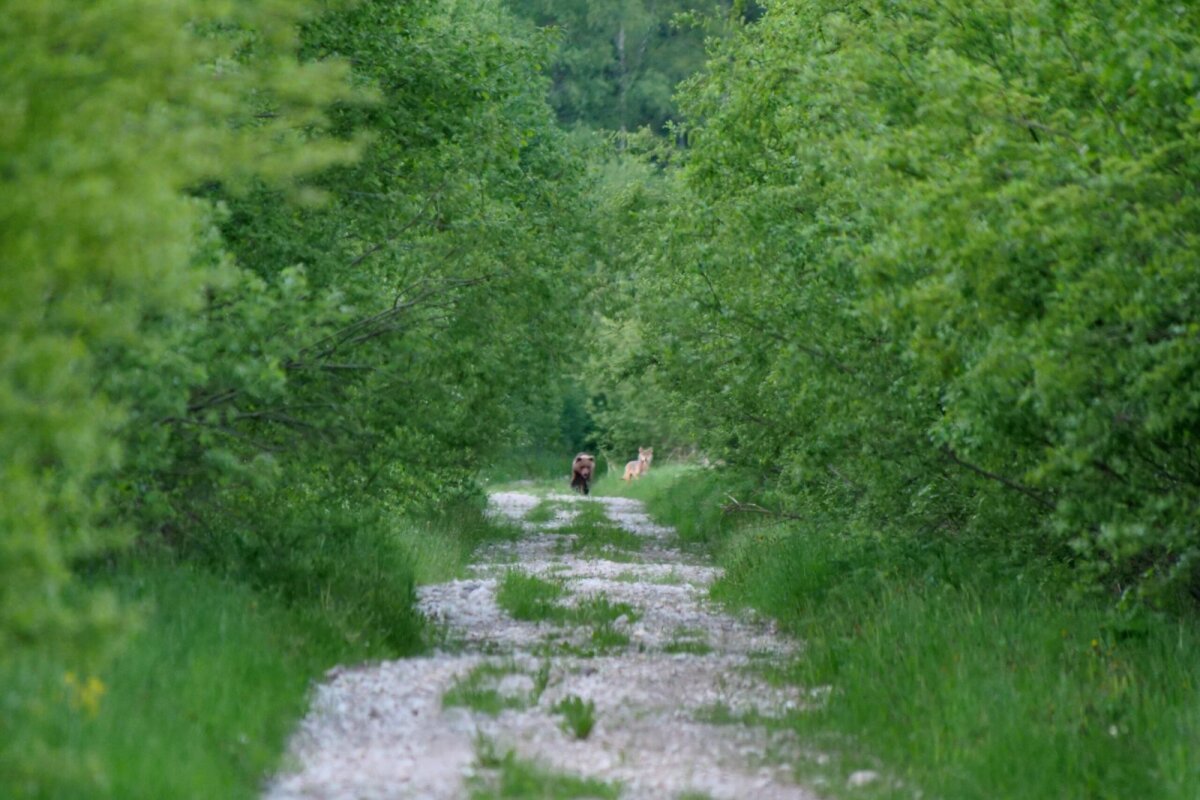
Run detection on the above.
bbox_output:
[263,491,823,800]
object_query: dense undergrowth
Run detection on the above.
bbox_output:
[605,465,1200,799]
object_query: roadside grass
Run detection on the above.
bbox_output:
[0,562,368,800]
[483,449,611,491]
[400,506,525,585]
[483,449,573,485]
[629,469,1200,800]
[1,507,523,800]
[471,745,619,799]
[592,463,733,549]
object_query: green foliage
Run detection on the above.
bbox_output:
[442,661,543,716]
[3,0,596,657]
[0,0,357,661]
[4,0,603,788]
[504,0,727,132]
[552,694,597,740]
[471,748,620,799]
[638,469,1200,800]
[118,0,598,544]
[603,0,1200,606]
[497,571,570,622]
[186,482,425,653]
[0,561,372,800]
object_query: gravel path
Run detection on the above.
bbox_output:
[264,491,821,800]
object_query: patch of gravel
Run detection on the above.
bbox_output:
[264,491,819,800]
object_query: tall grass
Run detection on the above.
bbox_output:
[1,563,356,800]
[630,467,1200,799]
[2,507,521,799]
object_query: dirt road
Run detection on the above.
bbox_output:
[264,491,820,799]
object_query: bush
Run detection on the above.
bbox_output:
[606,0,1200,606]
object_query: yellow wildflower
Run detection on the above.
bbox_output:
[64,671,107,718]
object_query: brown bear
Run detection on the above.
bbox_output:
[570,453,596,495]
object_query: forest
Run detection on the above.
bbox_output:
[2,0,1197,797]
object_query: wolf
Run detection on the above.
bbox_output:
[571,453,596,495]
[622,447,653,481]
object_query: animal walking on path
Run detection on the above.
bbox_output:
[622,447,653,481]
[571,452,596,495]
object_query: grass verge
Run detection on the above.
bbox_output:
[626,466,1200,799]
[2,506,522,799]
[0,562,361,800]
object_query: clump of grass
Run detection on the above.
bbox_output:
[519,595,641,657]
[471,745,619,799]
[571,596,639,652]
[663,639,713,655]
[628,569,686,585]
[531,660,552,701]
[552,695,597,740]
[496,572,640,652]
[550,502,644,559]
[570,596,640,627]
[496,571,568,622]
[588,625,631,652]
[442,661,542,716]
[564,527,643,559]
[524,499,560,525]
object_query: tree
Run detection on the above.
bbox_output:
[0,0,356,658]
[607,0,1200,605]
